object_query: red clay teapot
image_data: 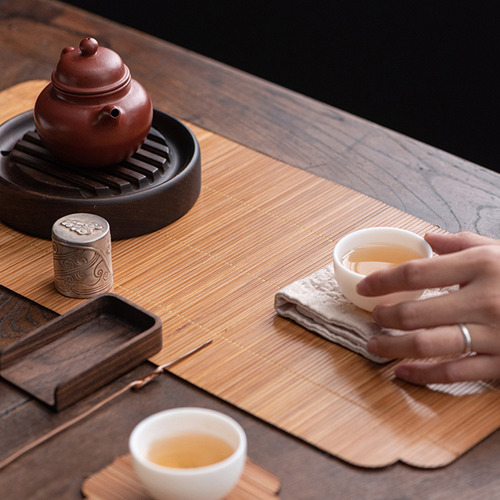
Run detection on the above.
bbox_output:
[34,37,153,168]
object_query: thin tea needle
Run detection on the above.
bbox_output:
[131,339,213,390]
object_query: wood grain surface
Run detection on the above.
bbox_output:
[0,285,57,348]
[1,1,500,499]
[1,0,499,239]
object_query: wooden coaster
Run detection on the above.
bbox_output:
[81,455,280,500]
[2,81,500,469]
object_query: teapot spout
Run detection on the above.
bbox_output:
[100,105,121,122]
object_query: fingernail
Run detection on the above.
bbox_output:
[369,307,381,324]
[367,337,378,353]
[356,280,367,295]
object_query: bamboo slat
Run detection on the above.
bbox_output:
[81,455,280,500]
[2,81,499,469]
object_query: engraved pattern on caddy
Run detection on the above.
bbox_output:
[52,240,112,296]
[60,218,104,235]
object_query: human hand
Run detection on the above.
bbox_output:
[356,232,500,385]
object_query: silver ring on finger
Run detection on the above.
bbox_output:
[458,323,472,354]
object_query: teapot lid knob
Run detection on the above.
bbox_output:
[80,37,99,57]
[51,36,130,95]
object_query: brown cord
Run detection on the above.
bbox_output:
[0,339,213,470]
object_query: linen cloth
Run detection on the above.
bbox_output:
[274,263,444,363]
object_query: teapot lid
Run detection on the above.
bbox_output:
[52,37,130,95]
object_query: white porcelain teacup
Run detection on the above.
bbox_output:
[129,407,247,500]
[333,227,433,312]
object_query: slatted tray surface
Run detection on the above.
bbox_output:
[10,126,170,196]
[81,456,281,500]
[1,81,499,469]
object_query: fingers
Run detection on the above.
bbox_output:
[368,324,500,385]
[371,292,470,330]
[394,355,500,385]
[367,326,463,359]
[358,244,500,298]
[357,253,471,297]
[367,324,498,359]
[424,231,499,255]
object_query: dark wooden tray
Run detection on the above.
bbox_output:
[0,293,162,410]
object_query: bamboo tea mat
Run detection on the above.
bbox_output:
[81,456,280,499]
[2,81,500,469]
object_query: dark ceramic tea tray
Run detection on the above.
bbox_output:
[0,109,201,239]
[0,293,162,410]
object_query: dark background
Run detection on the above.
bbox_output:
[63,1,498,172]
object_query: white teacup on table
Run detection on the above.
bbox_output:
[129,407,247,500]
[333,227,433,312]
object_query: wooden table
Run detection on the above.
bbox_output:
[0,1,499,498]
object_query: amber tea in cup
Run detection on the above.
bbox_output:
[341,243,424,275]
[148,432,235,468]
